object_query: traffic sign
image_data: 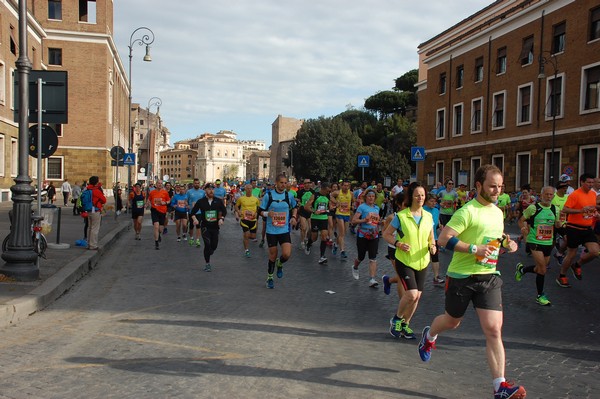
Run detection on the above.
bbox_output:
[111,160,124,166]
[123,153,136,166]
[411,146,426,162]
[28,124,58,158]
[110,146,125,160]
[357,155,370,168]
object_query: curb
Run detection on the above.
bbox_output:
[0,221,130,328]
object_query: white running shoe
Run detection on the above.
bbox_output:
[352,266,359,280]
[369,278,379,287]
[318,256,327,264]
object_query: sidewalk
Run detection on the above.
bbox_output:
[0,200,130,327]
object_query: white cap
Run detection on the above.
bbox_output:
[559,174,572,182]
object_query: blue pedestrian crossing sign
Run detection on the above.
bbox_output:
[357,155,370,168]
[123,153,136,166]
[411,147,426,162]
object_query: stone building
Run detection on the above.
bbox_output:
[416,0,600,192]
[270,115,303,180]
[159,147,197,183]
[247,150,271,182]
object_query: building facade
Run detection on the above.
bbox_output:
[416,0,600,192]
[159,147,196,182]
[270,114,303,180]
[134,104,170,182]
[247,150,271,182]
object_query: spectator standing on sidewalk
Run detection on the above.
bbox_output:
[86,176,106,250]
[71,181,82,215]
[61,179,71,206]
[417,164,526,399]
[47,182,56,204]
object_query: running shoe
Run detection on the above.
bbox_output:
[204,264,211,272]
[433,276,445,286]
[553,252,564,265]
[318,256,328,264]
[389,316,403,338]
[352,266,359,280]
[304,245,311,255]
[177,237,181,242]
[163,228,168,235]
[266,277,274,289]
[332,243,338,255]
[155,242,159,250]
[340,251,348,260]
[195,239,201,248]
[383,275,391,295]
[300,240,306,250]
[189,238,194,246]
[514,263,524,282]
[418,326,436,362]
[276,259,283,278]
[571,263,582,280]
[259,239,265,248]
[493,382,526,399]
[182,234,187,240]
[556,276,571,288]
[369,278,379,288]
[401,323,416,340]
[536,294,551,306]
[245,249,250,258]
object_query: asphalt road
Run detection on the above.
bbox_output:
[0,216,599,398]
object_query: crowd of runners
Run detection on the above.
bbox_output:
[125,167,599,399]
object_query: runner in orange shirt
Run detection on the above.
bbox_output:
[147,180,171,250]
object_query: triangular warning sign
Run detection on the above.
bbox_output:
[413,149,423,160]
[123,154,133,163]
[359,157,368,166]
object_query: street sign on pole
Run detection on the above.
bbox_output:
[411,147,426,162]
[357,155,370,168]
[122,153,136,166]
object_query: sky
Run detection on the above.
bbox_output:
[113,0,493,147]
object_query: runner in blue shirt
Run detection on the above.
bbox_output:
[259,174,298,289]
[351,188,381,287]
[213,179,227,206]
[170,184,189,242]
[186,178,206,247]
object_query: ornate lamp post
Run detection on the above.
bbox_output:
[127,27,154,197]
[538,52,559,186]
[146,97,162,182]
[1,0,38,280]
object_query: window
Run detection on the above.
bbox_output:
[456,65,464,88]
[470,157,481,187]
[452,159,462,184]
[492,154,504,174]
[516,152,531,190]
[48,0,62,20]
[0,61,5,105]
[453,103,463,136]
[580,145,599,176]
[439,72,447,94]
[517,83,533,125]
[79,0,97,24]
[552,22,566,54]
[474,57,484,82]
[590,7,600,42]
[544,148,561,185]
[545,74,564,119]
[436,161,444,185]
[471,98,483,133]
[0,134,4,176]
[10,26,16,55]
[48,48,62,66]
[582,64,600,112]
[496,47,507,74]
[520,36,534,66]
[11,138,17,177]
[46,156,63,180]
[436,108,446,139]
[492,91,506,129]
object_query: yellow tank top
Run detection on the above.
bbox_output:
[336,190,353,216]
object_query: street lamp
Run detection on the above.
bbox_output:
[127,27,154,198]
[538,52,559,186]
[146,97,162,182]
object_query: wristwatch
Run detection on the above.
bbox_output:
[469,244,477,254]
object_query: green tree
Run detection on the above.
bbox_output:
[364,90,408,120]
[288,116,361,182]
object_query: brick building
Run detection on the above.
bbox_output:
[416,0,600,192]
[270,114,303,180]
[0,0,131,201]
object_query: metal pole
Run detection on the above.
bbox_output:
[550,69,558,186]
[1,0,39,280]
[37,79,42,217]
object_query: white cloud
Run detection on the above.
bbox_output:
[114,0,492,145]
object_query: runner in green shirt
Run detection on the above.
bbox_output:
[418,165,526,399]
[304,182,331,264]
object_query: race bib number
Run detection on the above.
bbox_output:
[204,210,217,222]
[153,197,163,205]
[136,200,144,208]
[583,209,594,220]
[243,210,255,220]
[536,225,553,241]
[177,200,186,208]
[368,212,380,226]
[475,236,501,268]
[441,200,453,209]
[271,212,287,227]
[317,202,327,213]
[339,202,350,213]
